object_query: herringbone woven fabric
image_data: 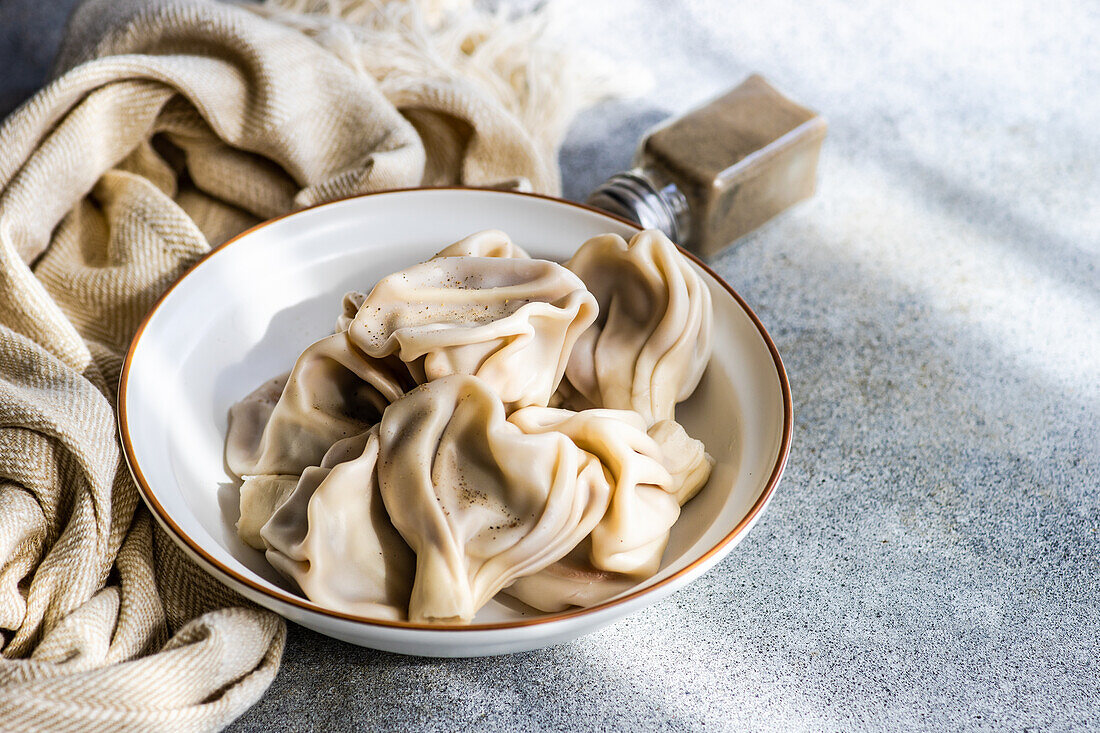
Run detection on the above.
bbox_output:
[0,0,608,728]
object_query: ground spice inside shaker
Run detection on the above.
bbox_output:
[588,74,827,257]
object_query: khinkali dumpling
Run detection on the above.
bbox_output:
[261,430,414,620]
[560,229,713,424]
[333,230,528,332]
[348,256,597,411]
[504,413,713,612]
[508,406,679,577]
[226,330,413,477]
[377,375,611,623]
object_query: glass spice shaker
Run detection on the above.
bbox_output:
[587,74,827,257]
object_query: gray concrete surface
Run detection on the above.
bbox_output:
[2,1,1097,730]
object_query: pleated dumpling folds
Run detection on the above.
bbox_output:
[261,430,415,620]
[377,375,613,622]
[560,229,713,425]
[504,418,713,612]
[347,243,596,411]
[508,410,712,577]
[226,331,413,478]
[509,407,679,577]
[333,230,529,333]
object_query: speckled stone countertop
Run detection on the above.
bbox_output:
[3,1,1097,730]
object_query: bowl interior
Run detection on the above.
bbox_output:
[122,189,787,627]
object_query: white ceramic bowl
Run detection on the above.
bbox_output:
[119,188,791,657]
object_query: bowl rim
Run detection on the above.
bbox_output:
[118,186,793,632]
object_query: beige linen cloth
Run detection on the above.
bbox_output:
[0,0,627,729]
